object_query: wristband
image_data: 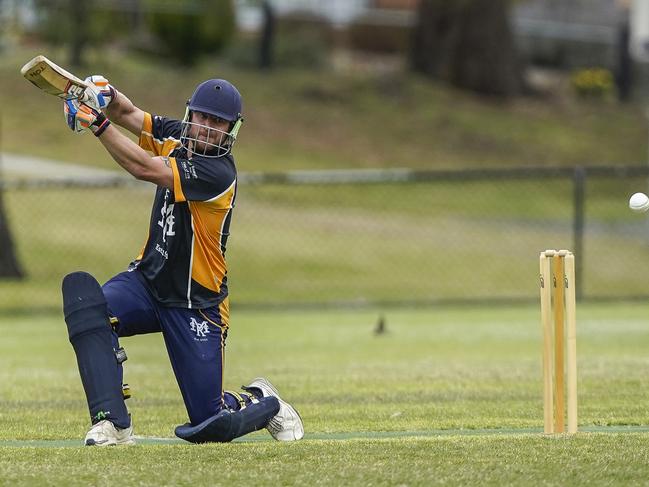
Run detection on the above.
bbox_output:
[92,112,111,137]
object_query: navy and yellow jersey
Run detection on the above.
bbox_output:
[130,112,236,318]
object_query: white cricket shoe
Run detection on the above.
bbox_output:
[84,420,135,446]
[245,377,304,441]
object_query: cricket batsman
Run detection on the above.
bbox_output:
[61,75,304,445]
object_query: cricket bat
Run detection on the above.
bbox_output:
[20,55,93,103]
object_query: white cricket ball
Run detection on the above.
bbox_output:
[629,192,649,213]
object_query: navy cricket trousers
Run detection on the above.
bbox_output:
[102,271,228,426]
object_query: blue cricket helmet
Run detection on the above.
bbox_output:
[180,79,244,158]
[187,79,242,122]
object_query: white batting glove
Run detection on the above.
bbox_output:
[78,88,103,112]
[84,75,117,108]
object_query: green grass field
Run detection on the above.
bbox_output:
[3,43,649,485]
[2,303,649,485]
[3,176,649,311]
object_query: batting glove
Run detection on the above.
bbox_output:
[84,75,117,108]
[64,99,111,136]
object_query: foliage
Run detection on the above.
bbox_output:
[31,0,132,47]
[145,0,235,66]
[571,68,614,99]
[225,10,331,70]
[1,48,645,173]
[273,13,332,69]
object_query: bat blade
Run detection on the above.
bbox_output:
[20,55,90,101]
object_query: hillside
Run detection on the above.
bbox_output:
[1,46,647,172]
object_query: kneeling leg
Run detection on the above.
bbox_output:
[62,271,130,429]
[175,396,280,443]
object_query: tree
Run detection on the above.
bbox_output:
[68,0,88,67]
[0,119,23,278]
[146,0,236,66]
[411,0,523,97]
[0,193,23,279]
[0,147,23,278]
[259,0,276,70]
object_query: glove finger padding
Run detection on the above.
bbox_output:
[64,99,99,133]
[64,99,84,133]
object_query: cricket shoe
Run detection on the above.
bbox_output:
[85,420,135,446]
[243,377,304,441]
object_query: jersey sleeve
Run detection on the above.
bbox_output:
[169,157,236,203]
[138,112,182,157]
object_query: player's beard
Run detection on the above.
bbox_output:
[188,128,227,157]
[181,119,235,158]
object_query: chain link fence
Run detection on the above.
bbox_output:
[1,165,649,314]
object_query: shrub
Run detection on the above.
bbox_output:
[273,12,333,69]
[145,0,235,66]
[570,68,614,99]
[31,0,132,47]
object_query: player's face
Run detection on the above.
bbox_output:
[189,111,231,152]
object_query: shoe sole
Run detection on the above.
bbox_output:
[85,438,135,446]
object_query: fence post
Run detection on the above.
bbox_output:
[572,166,586,300]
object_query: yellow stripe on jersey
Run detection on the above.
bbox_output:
[188,181,236,296]
[169,158,186,202]
[138,112,181,156]
[133,241,147,263]
[219,297,230,329]
[199,308,229,331]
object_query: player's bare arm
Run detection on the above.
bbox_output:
[104,89,146,136]
[94,123,173,188]
[41,69,170,187]
[59,95,171,187]
[81,74,145,136]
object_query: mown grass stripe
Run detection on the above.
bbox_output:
[2,425,649,448]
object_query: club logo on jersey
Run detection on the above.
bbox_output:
[158,190,176,243]
[189,317,210,340]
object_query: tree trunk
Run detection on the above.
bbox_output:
[259,0,276,70]
[69,0,88,68]
[0,191,23,279]
[615,20,632,102]
[0,119,23,278]
[411,0,523,97]
[129,0,143,32]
